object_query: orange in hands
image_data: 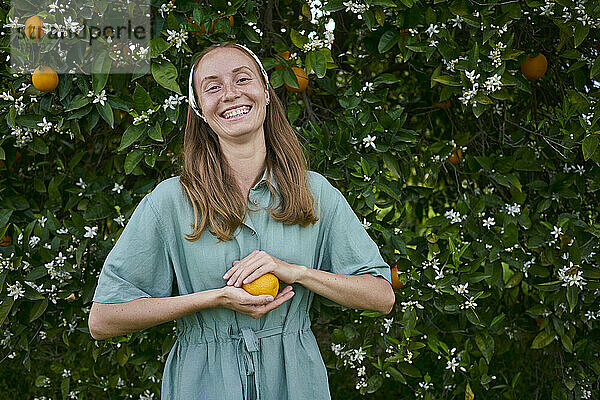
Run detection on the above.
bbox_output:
[242,273,279,298]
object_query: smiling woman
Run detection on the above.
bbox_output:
[88,42,395,400]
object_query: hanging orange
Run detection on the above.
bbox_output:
[448,147,462,165]
[391,267,404,290]
[32,66,59,92]
[284,67,309,93]
[521,53,547,81]
[0,235,12,247]
[25,15,45,41]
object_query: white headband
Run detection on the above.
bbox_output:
[188,43,270,119]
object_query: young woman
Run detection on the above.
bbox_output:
[88,42,395,400]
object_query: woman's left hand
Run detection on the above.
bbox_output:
[223,250,304,286]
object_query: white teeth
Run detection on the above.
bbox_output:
[223,106,251,119]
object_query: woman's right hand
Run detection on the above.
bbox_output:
[220,285,295,318]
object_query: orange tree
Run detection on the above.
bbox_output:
[0,0,599,399]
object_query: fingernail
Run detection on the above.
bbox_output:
[227,279,233,285]
[243,279,248,284]
[223,274,228,279]
[267,296,274,301]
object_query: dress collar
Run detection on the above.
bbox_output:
[251,167,278,194]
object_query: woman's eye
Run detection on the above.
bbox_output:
[238,78,250,83]
[208,85,219,91]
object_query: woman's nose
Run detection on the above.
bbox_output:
[222,83,240,101]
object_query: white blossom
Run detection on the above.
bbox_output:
[550,225,563,239]
[482,217,495,228]
[362,135,376,149]
[37,117,53,133]
[484,74,502,92]
[452,282,469,295]
[557,262,586,290]
[505,203,521,216]
[3,17,24,29]
[84,226,98,238]
[465,70,480,83]
[159,1,176,18]
[165,29,188,51]
[7,282,25,300]
[112,182,124,194]
[29,235,41,248]
[425,24,440,37]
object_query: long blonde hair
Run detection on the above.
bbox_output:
[179,42,318,243]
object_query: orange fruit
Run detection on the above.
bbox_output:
[284,67,309,93]
[448,147,462,165]
[0,235,12,247]
[391,267,404,290]
[275,51,290,70]
[32,66,59,92]
[25,15,45,41]
[521,53,547,81]
[242,273,279,298]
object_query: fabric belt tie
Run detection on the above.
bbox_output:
[230,325,285,400]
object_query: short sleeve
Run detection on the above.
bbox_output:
[92,193,174,303]
[319,187,392,286]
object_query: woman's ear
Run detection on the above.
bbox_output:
[265,90,270,105]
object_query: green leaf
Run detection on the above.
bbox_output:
[119,125,147,151]
[134,84,153,112]
[475,334,494,363]
[531,330,555,349]
[66,94,90,111]
[270,69,283,89]
[397,362,421,378]
[312,49,328,78]
[150,37,172,58]
[290,29,308,49]
[0,295,15,325]
[76,239,88,266]
[591,55,600,79]
[148,122,163,142]
[287,103,301,124]
[574,23,590,48]
[241,25,261,43]
[95,102,114,129]
[30,137,49,155]
[151,61,182,94]
[582,133,599,161]
[560,333,573,353]
[92,51,112,93]
[0,209,13,229]
[28,298,48,322]
[283,67,300,89]
[378,30,400,53]
[125,149,145,174]
[432,75,462,86]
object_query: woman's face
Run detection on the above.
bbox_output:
[194,47,269,142]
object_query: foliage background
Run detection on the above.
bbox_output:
[0,0,599,399]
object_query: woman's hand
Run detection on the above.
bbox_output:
[221,285,295,319]
[223,250,305,287]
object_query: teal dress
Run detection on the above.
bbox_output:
[93,169,392,400]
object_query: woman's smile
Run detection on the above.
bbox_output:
[220,105,253,120]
